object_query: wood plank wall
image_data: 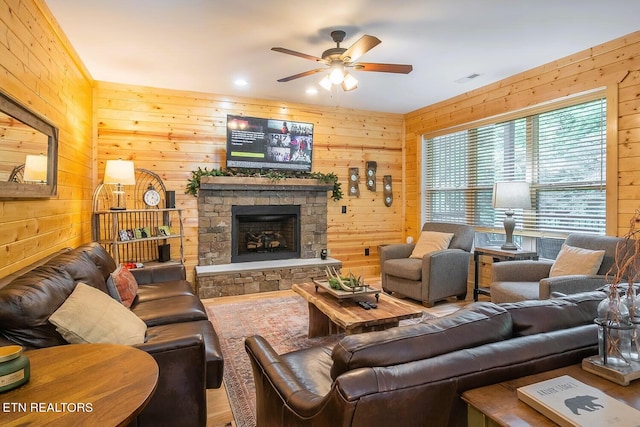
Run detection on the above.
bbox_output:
[94,82,405,281]
[3,0,639,284]
[0,0,93,278]
[405,31,640,240]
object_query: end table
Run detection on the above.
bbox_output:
[473,246,538,301]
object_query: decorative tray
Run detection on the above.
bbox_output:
[582,355,640,386]
[312,279,380,300]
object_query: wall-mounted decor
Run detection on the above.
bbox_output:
[383,175,393,207]
[0,90,58,199]
[366,161,377,192]
[348,167,360,197]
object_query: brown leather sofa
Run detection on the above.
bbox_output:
[245,291,603,427]
[0,242,223,427]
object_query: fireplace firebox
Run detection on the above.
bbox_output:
[231,205,301,263]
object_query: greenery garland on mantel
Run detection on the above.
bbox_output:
[185,167,343,201]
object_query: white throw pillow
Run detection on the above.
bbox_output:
[549,244,606,277]
[49,283,147,345]
[410,231,455,259]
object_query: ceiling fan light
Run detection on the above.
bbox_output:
[319,75,332,91]
[329,68,345,85]
[341,73,358,91]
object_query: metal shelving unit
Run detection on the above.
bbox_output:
[91,169,184,266]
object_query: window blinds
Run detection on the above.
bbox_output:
[422,97,606,234]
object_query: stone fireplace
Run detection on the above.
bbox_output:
[195,177,341,298]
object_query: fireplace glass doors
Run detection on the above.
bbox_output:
[231,205,301,263]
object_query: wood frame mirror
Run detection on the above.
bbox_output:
[0,90,58,198]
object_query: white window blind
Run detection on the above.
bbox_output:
[422,97,606,235]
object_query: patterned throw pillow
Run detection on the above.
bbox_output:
[110,265,138,307]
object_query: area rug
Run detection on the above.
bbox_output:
[205,294,433,427]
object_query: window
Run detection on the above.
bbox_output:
[422,95,606,235]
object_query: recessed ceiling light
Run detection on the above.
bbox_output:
[306,88,318,95]
[234,79,248,86]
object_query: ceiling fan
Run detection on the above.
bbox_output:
[271,30,413,91]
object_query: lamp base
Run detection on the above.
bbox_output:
[109,206,126,211]
[502,210,518,251]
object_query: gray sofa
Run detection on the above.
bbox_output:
[490,233,628,303]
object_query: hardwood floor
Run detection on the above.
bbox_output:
[203,283,482,426]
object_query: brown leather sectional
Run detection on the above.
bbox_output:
[245,291,603,427]
[0,242,222,427]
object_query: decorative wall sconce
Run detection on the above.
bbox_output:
[348,167,360,197]
[383,175,393,207]
[366,161,377,192]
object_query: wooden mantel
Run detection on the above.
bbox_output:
[199,176,333,192]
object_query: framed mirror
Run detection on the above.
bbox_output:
[0,90,58,198]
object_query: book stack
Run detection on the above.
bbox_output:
[517,375,640,427]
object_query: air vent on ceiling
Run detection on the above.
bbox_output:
[455,73,481,83]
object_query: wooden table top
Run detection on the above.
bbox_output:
[462,364,640,426]
[0,343,158,427]
[292,282,424,331]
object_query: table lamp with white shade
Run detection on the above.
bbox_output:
[103,159,135,210]
[492,181,531,250]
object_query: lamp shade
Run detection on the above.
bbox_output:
[492,181,531,209]
[319,70,358,92]
[341,72,358,91]
[23,154,48,182]
[103,159,136,185]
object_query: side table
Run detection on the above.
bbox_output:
[473,246,538,301]
[0,343,158,426]
[462,364,640,426]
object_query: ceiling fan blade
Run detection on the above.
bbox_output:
[277,69,326,82]
[340,35,381,62]
[352,62,413,74]
[271,47,325,63]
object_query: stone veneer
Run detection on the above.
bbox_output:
[195,258,341,298]
[196,177,339,298]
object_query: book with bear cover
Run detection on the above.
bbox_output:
[516,375,640,427]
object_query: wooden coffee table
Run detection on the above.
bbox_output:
[0,343,158,426]
[292,282,424,337]
[462,364,640,427]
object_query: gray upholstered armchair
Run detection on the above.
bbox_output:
[379,222,475,307]
[490,233,629,303]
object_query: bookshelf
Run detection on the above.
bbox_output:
[91,168,184,266]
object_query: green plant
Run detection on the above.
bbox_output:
[185,167,343,201]
[184,167,229,197]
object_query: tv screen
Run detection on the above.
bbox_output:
[226,114,313,172]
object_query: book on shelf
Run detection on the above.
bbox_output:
[134,227,151,239]
[516,375,640,427]
[156,225,171,236]
[119,229,135,241]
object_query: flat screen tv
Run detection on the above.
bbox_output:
[226,114,313,172]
